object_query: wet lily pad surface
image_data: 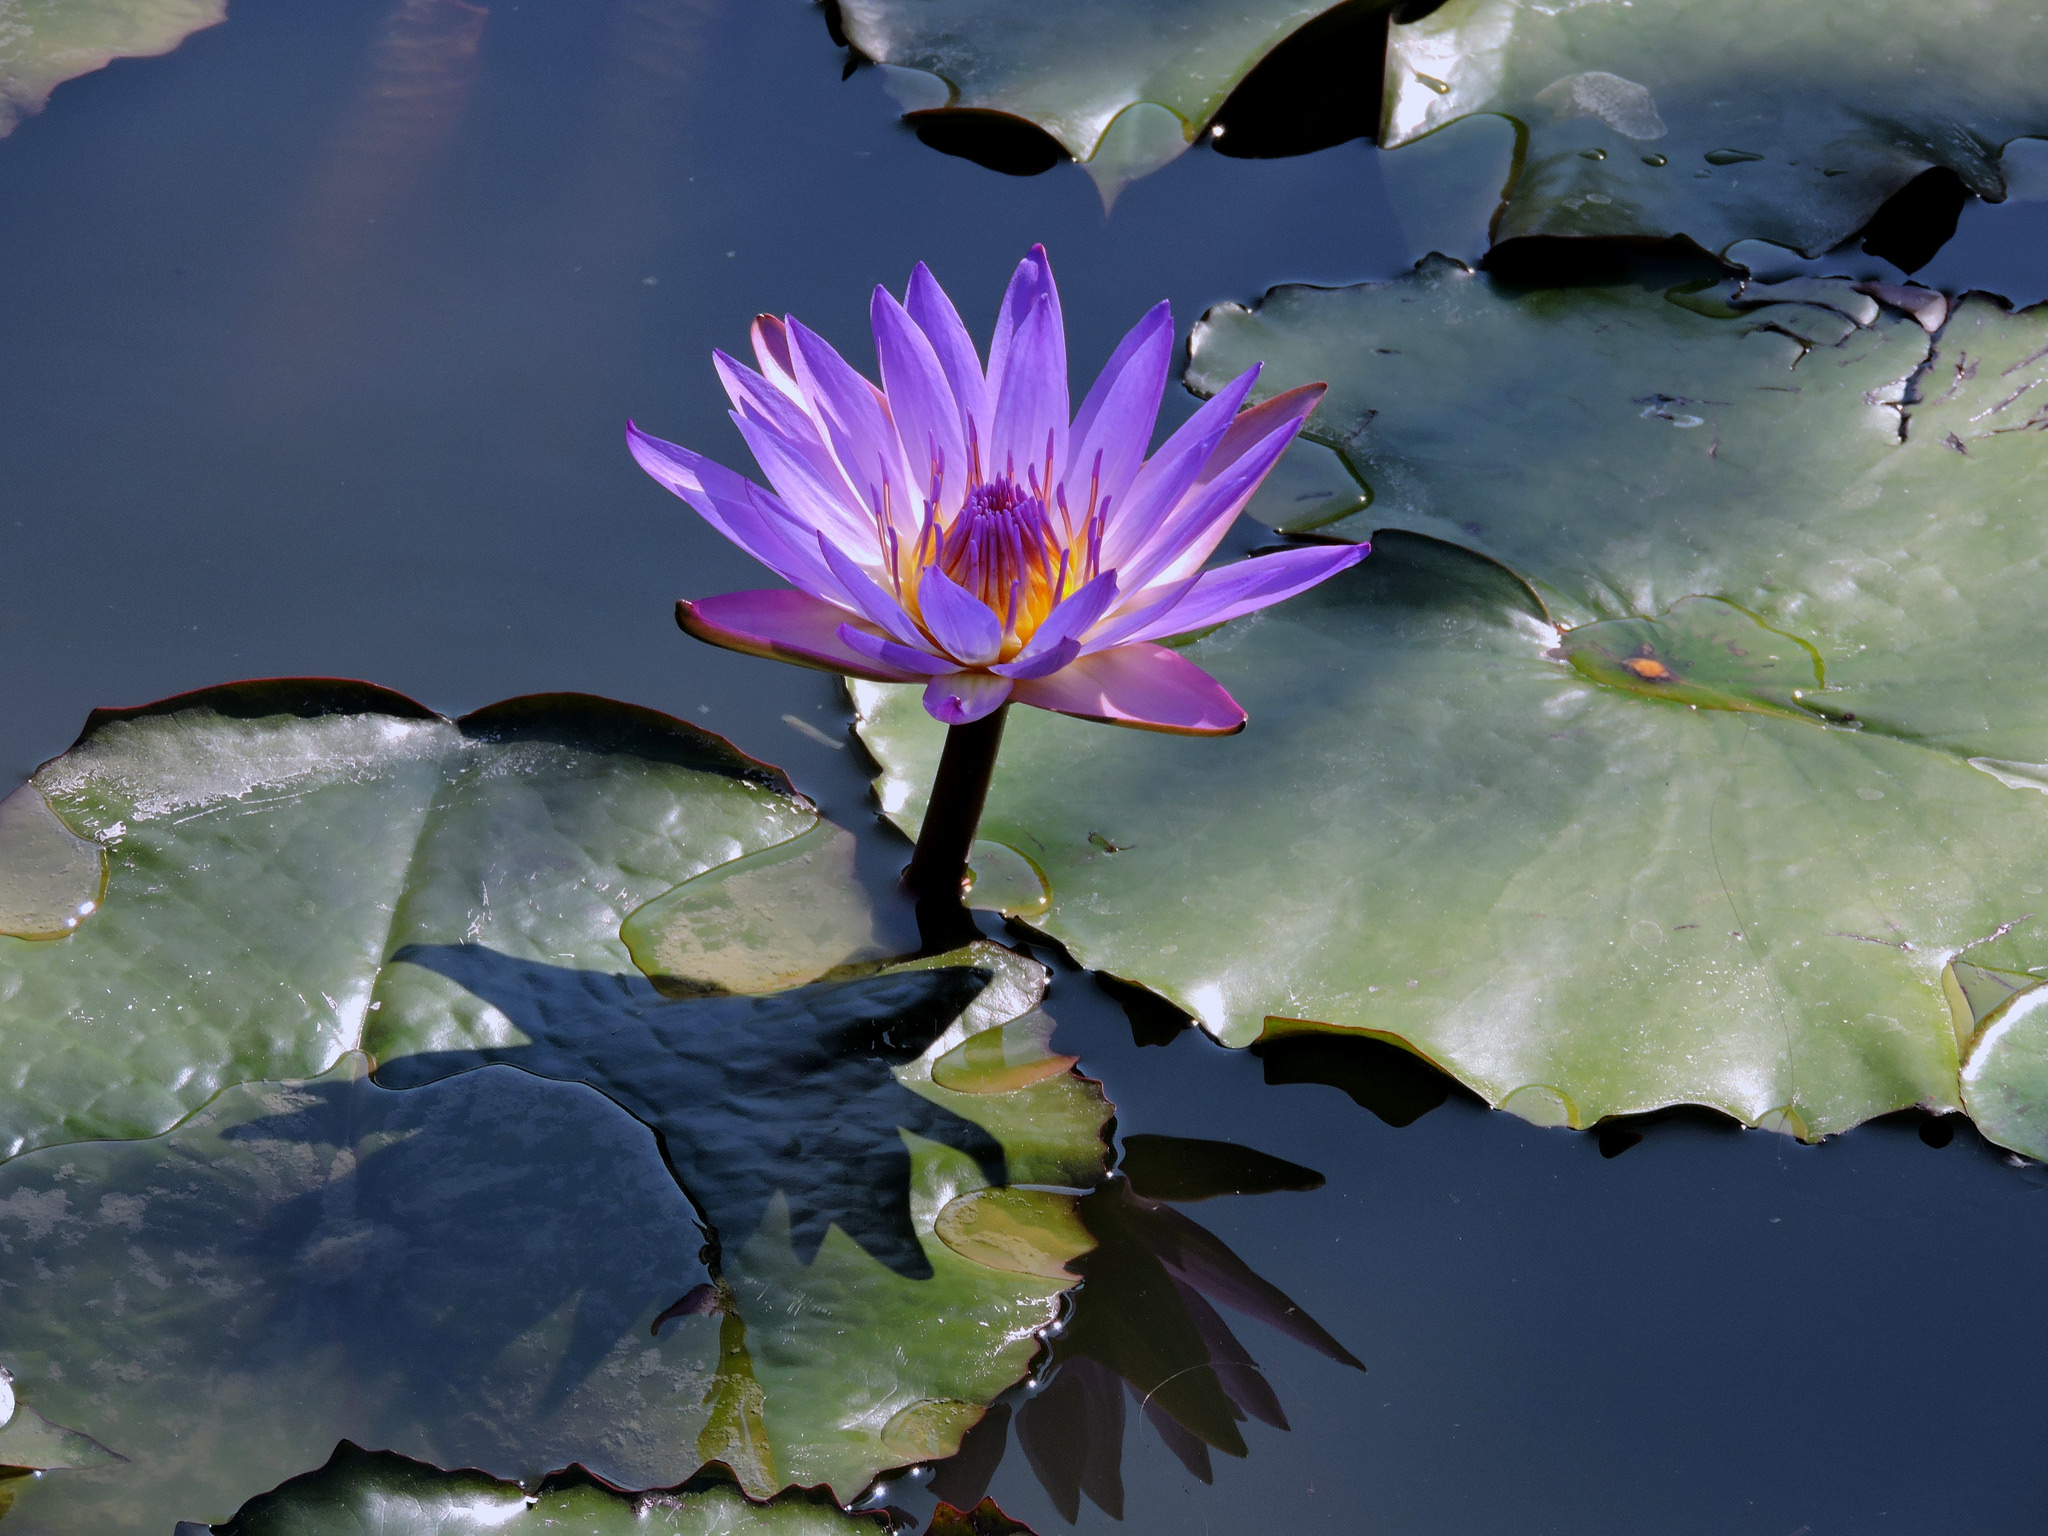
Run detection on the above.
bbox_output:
[205,1443,886,1535]
[0,0,225,137]
[1382,0,2048,256]
[0,682,814,1158]
[858,266,2048,1144]
[835,0,1356,200]
[0,685,1112,1521]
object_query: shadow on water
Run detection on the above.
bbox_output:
[382,945,1004,1280]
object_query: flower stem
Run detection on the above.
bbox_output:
[904,705,1009,905]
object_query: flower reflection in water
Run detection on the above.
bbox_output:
[927,1136,1364,1524]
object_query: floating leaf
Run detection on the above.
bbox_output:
[0,963,1109,1528]
[0,682,813,1158]
[0,0,225,138]
[206,1442,884,1535]
[1381,0,2048,256]
[622,822,888,996]
[0,783,103,939]
[836,0,1357,203]
[856,269,2048,1141]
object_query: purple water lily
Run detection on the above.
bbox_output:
[628,246,1365,735]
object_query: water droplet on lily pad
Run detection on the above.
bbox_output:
[1704,148,1765,165]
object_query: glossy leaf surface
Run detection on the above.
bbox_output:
[1381,0,2048,255]
[0,683,813,1158]
[856,269,2048,1142]
[0,0,225,137]
[209,1443,883,1534]
[837,0,1357,201]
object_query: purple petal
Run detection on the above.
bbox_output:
[836,621,955,676]
[1065,300,1172,517]
[627,423,840,595]
[917,566,1005,665]
[679,590,926,682]
[1008,569,1120,663]
[993,636,1080,680]
[1009,643,1246,735]
[924,670,1013,724]
[1140,383,1327,585]
[750,315,802,398]
[1116,406,1313,594]
[726,403,878,561]
[986,245,1062,409]
[905,262,990,451]
[1099,365,1260,573]
[872,286,968,513]
[1114,545,1367,645]
[989,292,1070,493]
[816,536,925,645]
[785,317,916,529]
[1076,571,1201,654]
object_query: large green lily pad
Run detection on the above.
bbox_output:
[0,949,1109,1528]
[1380,0,2048,256]
[0,682,813,1159]
[0,0,225,137]
[835,0,1356,202]
[856,269,2048,1145]
[0,682,1114,1518]
[209,1443,884,1535]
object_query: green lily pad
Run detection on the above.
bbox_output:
[0,949,1111,1528]
[0,682,814,1159]
[835,0,1357,202]
[855,258,2048,1145]
[1380,0,2048,256]
[207,1443,884,1535]
[0,0,225,138]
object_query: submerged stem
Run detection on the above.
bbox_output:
[904,705,1009,905]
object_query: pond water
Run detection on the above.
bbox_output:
[2,0,2047,1530]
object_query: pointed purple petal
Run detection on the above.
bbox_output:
[916,566,1005,665]
[1137,383,1327,586]
[906,262,990,452]
[872,286,968,514]
[628,423,839,595]
[1009,569,1120,663]
[679,590,926,682]
[924,670,1013,724]
[992,636,1080,680]
[1115,545,1366,644]
[1009,643,1245,734]
[836,621,955,676]
[1066,300,1172,516]
[727,404,878,560]
[785,316,917,530]
[1099,365,1260,574]
[989,292,1070,492]
[1116,408,1311,595]
[986,245,1062,407]
[816,536,925,645]
[751,314,802,398]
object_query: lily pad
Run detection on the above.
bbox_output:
[1380,0,2048,256]
[835,0,1357,202]
[0,950,1110,1529]
[854,270,2048,1142]
[0,682,814,1159]
[0,0,225,137]
[207,1442,884,1534]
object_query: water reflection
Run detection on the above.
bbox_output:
[924,1137,1363,1526]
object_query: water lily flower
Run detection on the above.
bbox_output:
[628,246,1365,734]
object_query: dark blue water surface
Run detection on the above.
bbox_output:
[3,2,2048,1532]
